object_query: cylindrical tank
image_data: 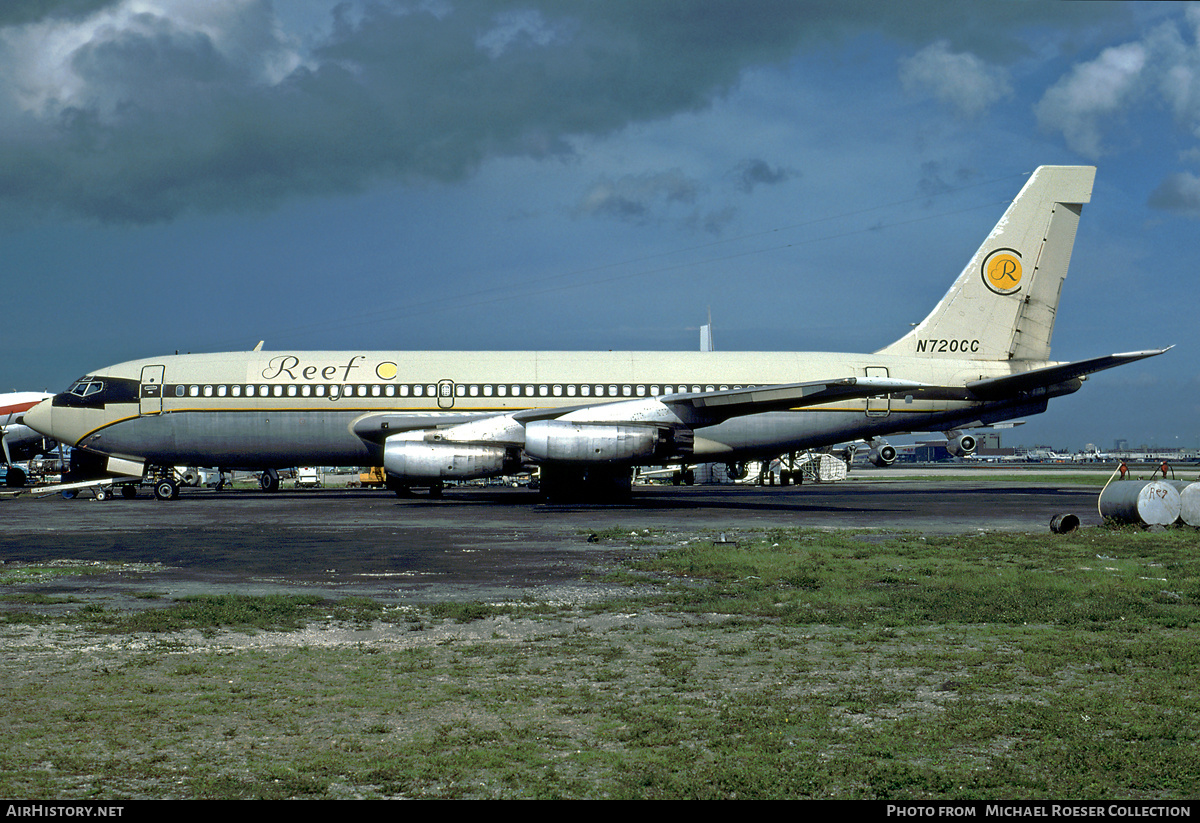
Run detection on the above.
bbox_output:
[1167,481,1200,527]
[1098,480,1181,526]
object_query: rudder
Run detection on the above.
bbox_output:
[876,165,1095,362]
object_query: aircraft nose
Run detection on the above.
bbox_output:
[22,397,53,437]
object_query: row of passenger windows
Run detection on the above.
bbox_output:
[166,383,742,400]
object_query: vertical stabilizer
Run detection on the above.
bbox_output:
[876,165,1095,362]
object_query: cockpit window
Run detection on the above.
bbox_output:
[67,378,105,398]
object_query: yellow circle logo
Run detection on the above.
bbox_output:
[376,362,398,380]
[982,249,1022,294]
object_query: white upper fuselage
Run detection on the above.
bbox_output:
[24,348,1053,470]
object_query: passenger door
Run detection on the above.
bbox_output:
[139,365,165,415]
[865,366,890,417]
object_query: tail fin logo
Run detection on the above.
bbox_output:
[982,249,1023,295]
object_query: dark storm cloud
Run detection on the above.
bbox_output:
[734,159,796,193]
[0,0,1117,224]
[0,0,117,26]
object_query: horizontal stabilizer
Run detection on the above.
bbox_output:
[967,348,1171,399]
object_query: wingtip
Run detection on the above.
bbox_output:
[1111,346,1173,359]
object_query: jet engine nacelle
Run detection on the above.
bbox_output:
[524,420,664,464]
[945,433,977,458]
[868,443,897,467]
[383,438,509,480]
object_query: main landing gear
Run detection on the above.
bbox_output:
[258,468,280,493]
[385,474,444,498]
[538,466,633,503]
[153,476,180,500]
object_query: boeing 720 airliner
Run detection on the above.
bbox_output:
[23,166,1168,499]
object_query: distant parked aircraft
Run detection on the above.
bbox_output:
[1,392,55,486]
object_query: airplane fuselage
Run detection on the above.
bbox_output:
[28,349,1071,471]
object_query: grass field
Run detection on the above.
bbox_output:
[2,524,1198,799]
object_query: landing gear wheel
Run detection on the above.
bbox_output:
[121,485,138,499]
[259,469,280,493]
[5,467,26,488]
[385,475,413,497]
[154,479,178,501]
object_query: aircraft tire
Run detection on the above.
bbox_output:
[122,485,138,499]
[5,467,26,487]
[154,479,177,501]
[539,466,632,502]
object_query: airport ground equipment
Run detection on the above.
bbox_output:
[794,451,848,483]
[354,466,387,488]
[296,467,323,488]
[26,475,142,501]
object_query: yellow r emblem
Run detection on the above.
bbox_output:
[982,250,1023,294]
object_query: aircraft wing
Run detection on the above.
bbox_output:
[654,377,927,422]
[966,348,1171,400]
[515,376,928,428]
[351,377,926,444]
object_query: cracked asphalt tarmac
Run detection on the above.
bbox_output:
[0,477,1104,611]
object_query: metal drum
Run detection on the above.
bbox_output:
[1049,513,1080,534]
[1098,480,1181,526]
[1168,481,1200,527]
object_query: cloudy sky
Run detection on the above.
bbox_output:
[2,0,1197,450]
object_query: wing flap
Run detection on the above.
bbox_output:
[511,377,926,426]
[663,377,927,420]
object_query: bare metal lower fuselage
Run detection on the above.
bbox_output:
[24,348,1069,472]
